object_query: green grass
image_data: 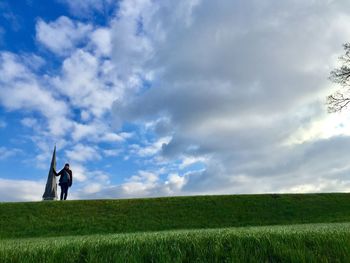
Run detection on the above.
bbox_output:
[2,193,350,239]
[3,193,350,262]
[2,223,350,263]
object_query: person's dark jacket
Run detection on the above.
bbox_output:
[54,168,73,187]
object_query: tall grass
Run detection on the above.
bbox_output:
[1,223,350,263]
[2,193,350,239]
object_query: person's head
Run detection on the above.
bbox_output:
[64,163,70,170]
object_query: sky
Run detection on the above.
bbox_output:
[1,0,350,201]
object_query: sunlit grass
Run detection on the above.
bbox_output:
[2,193,350,262]
[2,223,350,263]
[2,193,350,239]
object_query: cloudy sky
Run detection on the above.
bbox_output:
[1,0,350,201]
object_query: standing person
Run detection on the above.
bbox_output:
[54,163,73,200]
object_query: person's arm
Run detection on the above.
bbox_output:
[55,169,63,176]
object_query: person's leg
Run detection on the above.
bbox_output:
[62,183,68,200]
[65,187,68,200]
[60,185,64,200]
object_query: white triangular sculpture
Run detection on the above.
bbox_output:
[42,146,57,200]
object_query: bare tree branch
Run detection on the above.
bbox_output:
[327,43,350,113]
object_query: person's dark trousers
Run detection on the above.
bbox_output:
[60,183,69,200]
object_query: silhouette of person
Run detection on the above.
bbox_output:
[54,163,73,200]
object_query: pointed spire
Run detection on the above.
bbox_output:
[42,146,58,200]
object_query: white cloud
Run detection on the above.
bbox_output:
[81,182,103,194]
[71,169,187,199]
[80,110,91,122]
[52,49,124,118]
[36,16,93,56]
[71,121,130,144]
[109,0,153,79]
[20,118,37,128]
[0,78,65,118]
[129,136,172,158]
[165,173,186,192]
[111,0,350,195]
[179,156,207,170]
[119,170,160,196]
[0,178,45,202]
[128,170,158,183]
[0,52,71,137]
[4,0,350,201]
[286,110,350,145]
[67,163,88,182]
[71,122,100,142]
[91,27,112,56]
[57,0,115,17]
[56,162,110,185]
[100,132,125,142]
[0,167,110,201]
[103,149,121,157]
[0,147,21,160]
[65,144,101,163]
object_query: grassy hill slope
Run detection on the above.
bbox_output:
[2,193,350,239]
[2,223,350,262]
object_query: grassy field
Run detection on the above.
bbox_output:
[2,193,350,262]
[2,193,350,239]
[1,223,350,262]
